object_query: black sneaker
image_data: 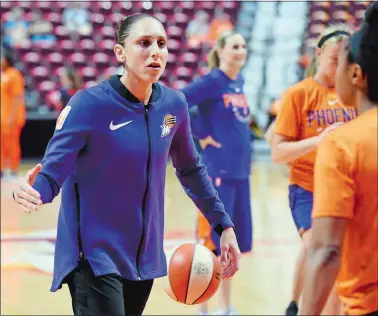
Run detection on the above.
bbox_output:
[285,301,298,316]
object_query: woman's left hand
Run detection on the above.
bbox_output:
[219,227,241,279]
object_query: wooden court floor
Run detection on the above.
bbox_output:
[1,160,301,315]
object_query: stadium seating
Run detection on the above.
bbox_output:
[306,1,370,47]
[1,1,372,115]
[1,1,241,111]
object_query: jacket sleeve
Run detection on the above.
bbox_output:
[180,76,214,140]
[169,95,234,235]
[32,91,90,203]
[180,75,213,108]
[188,106,208,140]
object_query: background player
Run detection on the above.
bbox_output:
[263,55,317,311]
[271,24,356,315]
[264,57,317,147]
[58,66,82,110]
[302,3,378,315]
[12,14,241,315]
[1,50,26,180]
[181,30,252,315]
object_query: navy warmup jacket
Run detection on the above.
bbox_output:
[33,75,234,292]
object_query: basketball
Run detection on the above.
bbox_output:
[164,243,222,305]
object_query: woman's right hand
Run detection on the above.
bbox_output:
[316,122,344,145]
[13,163,43,213]
[199,135,222,150]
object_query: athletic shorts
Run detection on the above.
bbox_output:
[288,184,313,235]
[196,177,253,256]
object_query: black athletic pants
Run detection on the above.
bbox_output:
[66,259,154,315]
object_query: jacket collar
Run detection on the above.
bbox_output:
[109,75,161,104]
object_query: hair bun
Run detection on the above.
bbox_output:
[364,2,378,26]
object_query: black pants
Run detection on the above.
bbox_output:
[66,260,154,315]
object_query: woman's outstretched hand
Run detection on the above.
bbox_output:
[13,163,43,213]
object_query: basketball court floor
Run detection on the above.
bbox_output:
[1,160,301,315]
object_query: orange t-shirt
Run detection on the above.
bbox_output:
[0,67,26,132]
[313,107,378,316]
[275,77,357,192]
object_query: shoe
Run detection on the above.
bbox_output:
[285,301,298,316]
[214,307,238,315]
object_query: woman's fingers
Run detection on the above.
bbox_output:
[209,138,222,148]
[19,203,31,214]
[20,182,41,200]
[16,188,42,206]
[15,195,39,212]
[13,166,43,214]
[13,177,43,213]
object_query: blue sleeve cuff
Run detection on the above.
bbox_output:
[213,219,234,236]
[33,173,57,204]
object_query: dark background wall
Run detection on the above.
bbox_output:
[20,119,56,159]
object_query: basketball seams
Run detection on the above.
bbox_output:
[165,243,221,305]
[193,251,221,304]
[183,244,195,304]
[166,252,178,301]
[186,244,215,304]
[192,266,215,304]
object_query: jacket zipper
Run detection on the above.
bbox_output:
[74,183,85,261]
[136,104,151,280]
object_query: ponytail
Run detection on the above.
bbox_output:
[304,56,317,78]
[208,47,220,70]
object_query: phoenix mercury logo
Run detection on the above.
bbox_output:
[222,93,250,123]
[161,114,177,138]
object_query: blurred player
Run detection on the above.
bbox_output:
[58,66,82,110]
[264,56,316,146]
[302,3,378,315]
[0,50,26,179]
[12,14,241,315]
[181,30,252,315]
[264,56,317,309]
[271,24,356,315]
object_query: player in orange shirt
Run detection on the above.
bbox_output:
[302,3,378,316]
[1,51,26,179]
[264,56,316,147]
[271,24,357,315]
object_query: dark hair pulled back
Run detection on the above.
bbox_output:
[114,13,161,47]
